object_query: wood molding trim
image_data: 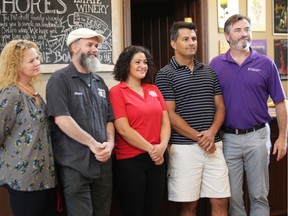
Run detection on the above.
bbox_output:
[123,0,131,47]
[199,0,208,63]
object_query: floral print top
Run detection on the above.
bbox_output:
[0,85,55,191]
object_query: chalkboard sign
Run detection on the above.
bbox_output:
[0,0,112,65]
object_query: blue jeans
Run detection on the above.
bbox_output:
[58,158,112,216]
[222,125,271,216]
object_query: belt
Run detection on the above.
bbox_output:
[222,123,266,135]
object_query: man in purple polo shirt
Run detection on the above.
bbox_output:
[210,14,287,216]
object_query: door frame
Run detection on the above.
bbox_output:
[122,0,209,63]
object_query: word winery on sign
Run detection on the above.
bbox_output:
[74,0,103,3]
[75,4,109,14]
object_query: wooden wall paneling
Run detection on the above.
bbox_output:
[123,0,132,47]
[173,0,189,21]
[156,17,163,70]
[196,0,208,63]
[268,119,288,216]
[131,0,175,69]
[185,0,208,63]
[152,17,160,68]
[158,16,174,69]
[144,18,153,53]
[0,187,13,216]
[171,0,209,63]
[191,0,203,62]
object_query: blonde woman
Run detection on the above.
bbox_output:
[0,40,56,216]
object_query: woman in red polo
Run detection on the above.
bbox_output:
[110,45,170,216]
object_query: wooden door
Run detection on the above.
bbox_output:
[124,0,209,70]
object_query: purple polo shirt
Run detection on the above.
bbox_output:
[210,48,286,129]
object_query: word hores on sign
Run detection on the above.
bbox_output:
[0,0,67,14]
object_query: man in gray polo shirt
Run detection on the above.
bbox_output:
[46,28,115,216]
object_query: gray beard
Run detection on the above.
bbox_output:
[80,54,101,72]
[230,38,251,51]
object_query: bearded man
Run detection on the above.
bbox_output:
[46,28,115,216]
[210,14,287,216]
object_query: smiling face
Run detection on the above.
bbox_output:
[225,19,252,51]
[18,48,41,80]
[128,52,148,82]
[73,37,101,72]
[170,28,198,58]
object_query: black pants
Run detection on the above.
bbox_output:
[114,153,166,216]
[8,187,57,216]
[57,160,113,216]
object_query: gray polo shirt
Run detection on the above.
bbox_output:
[46,63,114,178]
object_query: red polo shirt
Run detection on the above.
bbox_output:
[110,82,167,159]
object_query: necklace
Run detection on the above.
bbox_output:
[17,81,39,97]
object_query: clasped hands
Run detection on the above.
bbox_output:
[197,129,216,154]
[89,140,113,162]
[148,144,166,165]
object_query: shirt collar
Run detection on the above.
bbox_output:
[118,81,147,89]
[69,63,101,81]
[118,81,129,89]
[223,47,259,62]
[170,56,204,71]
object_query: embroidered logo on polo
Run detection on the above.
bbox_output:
[98,88,106,98]
[248,68,261,72]
[74,92,83,95]
[148,90,157,97]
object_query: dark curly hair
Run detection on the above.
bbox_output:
[113,45,156,84]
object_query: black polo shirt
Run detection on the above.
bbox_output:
[155,57,222,144]
[46,63,114,178]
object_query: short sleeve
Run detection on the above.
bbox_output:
[46,72,71,118]
[109,86,127,119]
[153,85,167,111]
[155,70,175,101]
[268,61,286,103]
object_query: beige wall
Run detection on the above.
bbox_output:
[207,0,287,96]
[36,0,287,100]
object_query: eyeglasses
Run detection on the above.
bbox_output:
[15,40,29,49]
[14,40,43,62]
